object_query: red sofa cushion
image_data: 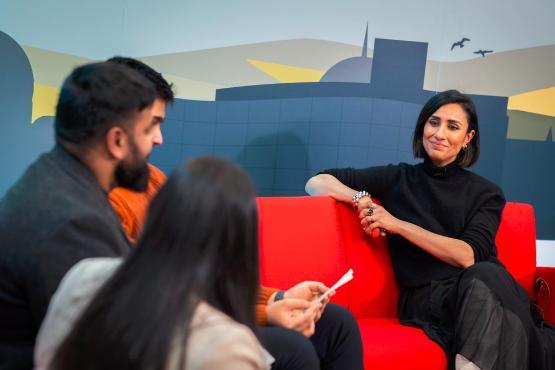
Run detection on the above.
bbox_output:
[358,318,446,369]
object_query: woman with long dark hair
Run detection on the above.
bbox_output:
[35,157,271,370]
[306,90,555,369]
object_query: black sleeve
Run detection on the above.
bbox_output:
[25,215,129,327]
[318,165,400,200]
[460,185,506,262]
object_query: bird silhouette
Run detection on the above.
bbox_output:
[474,49,493,57]
[451,38,470,50]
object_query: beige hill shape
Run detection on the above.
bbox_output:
[23,39,555,100]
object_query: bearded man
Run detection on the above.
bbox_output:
[0,61,164,370]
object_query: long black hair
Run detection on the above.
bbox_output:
[412,89,480,167]
[51,157,260,370]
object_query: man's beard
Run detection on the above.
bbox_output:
[114,138,150,192]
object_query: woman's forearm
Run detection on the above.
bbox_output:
[305,174,357,203]
[395,220,475,268]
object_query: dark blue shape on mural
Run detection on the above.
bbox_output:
[0,31,54,198]
[369,38,428,101]
[502,137,555,239]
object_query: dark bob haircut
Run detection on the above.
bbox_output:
[412,89,480,167]
[55,62,155,145]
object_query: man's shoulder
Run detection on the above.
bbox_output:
[0,161,124,259]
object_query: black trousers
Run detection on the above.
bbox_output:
[399,262,555,370]
[258,303,363,370]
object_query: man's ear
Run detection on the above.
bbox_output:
[105,126,127,160]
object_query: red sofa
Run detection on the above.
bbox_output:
[256,196,555,370]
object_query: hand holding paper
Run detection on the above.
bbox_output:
[317,268,354,303]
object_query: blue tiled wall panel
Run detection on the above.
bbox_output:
[370,125,400,150]
[165,99,186,121]
[371,98,402,126]
[161,119,183,144]
[217,101,249,123]
[280,99,312,122]
[401,102,421,128]
[473,95,509,127]
[246,123,279,145]
[502,138,555,239]
[249,100,281,123]
[342,98,372,123]
[340,123,371,146]
[273,169,311,191]
[338,146,369,168]
[397,150,419,165]
[311,97,343,122]
[398,127,414,152]
[183,122,216,145]
[157,165,175,176]
[154,92,513,213]
[472,124,506,184]
[185,100,217,122]
[308,145,338,171]
[214,123,247,145]
[245,167,275,191]
[367,148,398,167]
[272,188,308,196]
[256,188,274,196]
[181,145,213,163]
[242,146,277,168]
[213,145,244,163]
[276,145,309,169]
[278,123,310,145]
[150,143,181,166]
[309,122,341,145]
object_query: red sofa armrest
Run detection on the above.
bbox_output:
[536,267,555,324]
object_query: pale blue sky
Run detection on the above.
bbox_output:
[1,0,554,61]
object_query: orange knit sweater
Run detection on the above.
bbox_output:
[109,163,167,243]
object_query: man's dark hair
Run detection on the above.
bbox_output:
[412,89,480,167]
[51,157,259,370]
[55,62,156,145]
[108,56,174,103]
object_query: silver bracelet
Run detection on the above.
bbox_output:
[352,191,370,208]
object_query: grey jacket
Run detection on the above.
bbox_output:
[0,145,130,370]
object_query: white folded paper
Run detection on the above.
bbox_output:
[317,268,354,303]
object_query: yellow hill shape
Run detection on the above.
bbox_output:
[32,83,59,123]
[247,59,324,83]
[508,87,555,117]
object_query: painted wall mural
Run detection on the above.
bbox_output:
[1,0,554,241]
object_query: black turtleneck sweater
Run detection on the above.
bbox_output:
[320,160,506,291]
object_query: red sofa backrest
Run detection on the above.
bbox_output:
[257,197,536,318]
[257,196,350,307]
[495,202,537,297]
[337,201,399,317]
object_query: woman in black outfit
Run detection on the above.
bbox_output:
[305,90,554,370]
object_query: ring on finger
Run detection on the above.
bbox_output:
[366,207,374,216]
